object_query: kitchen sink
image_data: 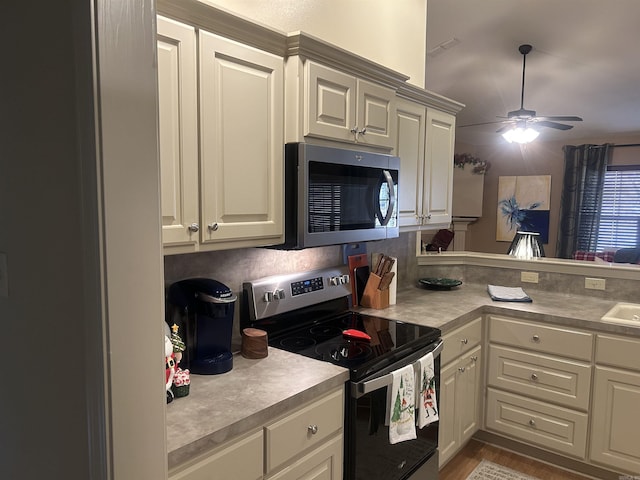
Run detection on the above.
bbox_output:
[601,303,640,326]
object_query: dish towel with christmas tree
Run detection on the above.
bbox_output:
[388,364,417,444]
[417,352,439,428]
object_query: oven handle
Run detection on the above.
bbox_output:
[352,339,444,398]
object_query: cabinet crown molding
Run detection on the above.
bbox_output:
[157,0,462,110]
[286,32,409,89]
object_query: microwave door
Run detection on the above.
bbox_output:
[376,170,397,227]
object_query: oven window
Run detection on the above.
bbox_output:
[308,161,396,232]
[346,383,439,480]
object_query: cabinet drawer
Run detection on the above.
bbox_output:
[487,345,591,410]
[488,316,593,361]
[265,388,344,473]
[170,430,263,480]
[486,388,588,459]
[266,433,342,480]
[442,317,482,366]
[596,334,640,371]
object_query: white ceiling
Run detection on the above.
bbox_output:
[425,0,640,146]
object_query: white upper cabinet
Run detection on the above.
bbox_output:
[422,108,455,226]
[199,30,284,248]
[157,15,285,254]
[395,98,426,228]
[157,16,199,248]
[395,99,456,230]
[293,60,396,149]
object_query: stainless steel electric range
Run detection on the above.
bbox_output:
[241,265,442,480]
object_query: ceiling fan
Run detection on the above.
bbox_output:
[460,44,583,137]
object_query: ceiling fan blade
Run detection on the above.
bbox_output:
[536,120,574,130]
[496,124,514,134]
[535,115,583,122]
[458,120,509,128]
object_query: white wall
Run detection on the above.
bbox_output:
[200,0,428,87]
[1,1,166,478]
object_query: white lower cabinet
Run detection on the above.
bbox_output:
[266,435,342,480]
[264,388,344,477]
[589,334,640,474]
[439,318,483,467]
[486,388,589,459]
[485,315,593,461]
[170,387,344,480]
[170,430,263,480]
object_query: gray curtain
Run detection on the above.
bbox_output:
[556,144,612,259]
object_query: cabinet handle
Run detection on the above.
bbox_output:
[188,223,199,233]
[208,223,219,232]
[529,419,536,427]
[308,424,318,435]
[349,126,367,138]
[532,334,540,343]
[530,372,538,381]
[458,367,466,373]
[461,338,468,345]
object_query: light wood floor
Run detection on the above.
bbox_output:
[439,440,593,480]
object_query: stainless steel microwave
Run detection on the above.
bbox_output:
[278,143,399,249]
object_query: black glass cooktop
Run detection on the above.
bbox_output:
[266,309,441,381]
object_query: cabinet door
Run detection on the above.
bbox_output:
[459,345,482,445]
[199,30,283,246]
[267,434,342,480]
[439,345,482,467]
[356,79,395,148]
[423,109,455,226]
[170,430,263,480]
[305,61,357,142]
[589,366,640,474]
[157,17,199,248]
[438,359,459,467]
[265,388,343,473]
[395,98,426,228]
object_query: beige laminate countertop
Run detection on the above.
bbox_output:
[166,281,638,470]
[166,347,349,469]
[360,282,640,336]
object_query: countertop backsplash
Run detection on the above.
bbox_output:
[163,231,639,350]
[164,243,344,350]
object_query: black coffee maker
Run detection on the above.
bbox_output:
[166,278,237,374]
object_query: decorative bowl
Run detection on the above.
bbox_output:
[418,277,462,290]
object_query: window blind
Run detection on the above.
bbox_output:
[595,168,640,250]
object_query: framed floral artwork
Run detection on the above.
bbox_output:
[496,175,551,243]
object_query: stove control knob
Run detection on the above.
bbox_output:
[263,291,274,303]
[340,274,350,285]
[329,276,340,286]
[275,289,285,300]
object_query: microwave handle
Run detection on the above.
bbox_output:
[352,340,443,398]
[379,169,396,226]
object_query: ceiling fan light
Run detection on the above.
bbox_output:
[502,126,540,144]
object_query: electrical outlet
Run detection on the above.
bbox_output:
[585,277,606,290]
[0,252,8,297]
[521,271,539,283]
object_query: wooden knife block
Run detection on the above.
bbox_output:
[359,273,389,309]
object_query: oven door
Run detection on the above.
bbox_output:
[345,340,442,480]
